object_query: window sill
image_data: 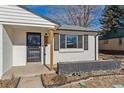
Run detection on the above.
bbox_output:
[59,49,84,53]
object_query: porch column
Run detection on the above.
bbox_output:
[0,24,3,79]
[49,29,55,70]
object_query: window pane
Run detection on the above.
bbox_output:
[84,35,88,50]
[27,33,41,46]
[54,33,59,51]
[60,34,65,48]
[78,35,83,48]
[67,35,77,48]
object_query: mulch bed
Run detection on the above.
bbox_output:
[0,78,20,88]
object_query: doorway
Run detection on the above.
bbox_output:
[27,32,41,62]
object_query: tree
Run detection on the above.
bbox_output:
[45,5,101,27]
[100,5,124,32]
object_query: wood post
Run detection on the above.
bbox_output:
[49,29,54,70]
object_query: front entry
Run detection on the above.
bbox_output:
[27,32,41,62]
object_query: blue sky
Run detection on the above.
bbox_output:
[25,5,50,15]
[24,5,105,28]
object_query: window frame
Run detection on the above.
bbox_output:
[60,34,83,49]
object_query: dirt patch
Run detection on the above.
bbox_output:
[99,53,124,63]
[0,78,19,88]
[41,64,124,88]
[59,75,124,88]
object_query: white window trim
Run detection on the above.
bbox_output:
[60,34,83,50]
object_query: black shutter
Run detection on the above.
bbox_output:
[84,35,88,50]
[78,35,83,48]
[54,33,59,51]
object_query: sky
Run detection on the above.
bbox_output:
[24,5,105,29]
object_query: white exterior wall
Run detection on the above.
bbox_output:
[0,24,3,79]
[53,31,97,64]
[10,26,50,66]
[2,25,51,66]
[99,38,124,51]
[59,36,96,62]
[3,27,13,74]
[13,46,26,66]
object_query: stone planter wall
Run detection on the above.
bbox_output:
[57,60,121,75]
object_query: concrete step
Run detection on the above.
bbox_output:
[17,76,44,88]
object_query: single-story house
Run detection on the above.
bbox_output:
[0,5,99,79]
[99,29,124,54]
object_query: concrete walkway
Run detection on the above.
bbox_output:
[2,63,55,88]
[2,63,55,80]
[17,76,44,88]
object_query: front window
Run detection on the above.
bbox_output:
[67,35,77,48]
[60,34,83,49]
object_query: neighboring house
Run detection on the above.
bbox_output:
[99,29,124,54]
[0,5,99,79]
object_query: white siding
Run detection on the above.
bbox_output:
[53,31,97,64]
[0,6,57,27]
[0,24,3,79]
[3,27,13,74]
[99,38,124,51]
[13,46,26,66]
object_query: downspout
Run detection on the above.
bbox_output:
[95,33,99,60]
